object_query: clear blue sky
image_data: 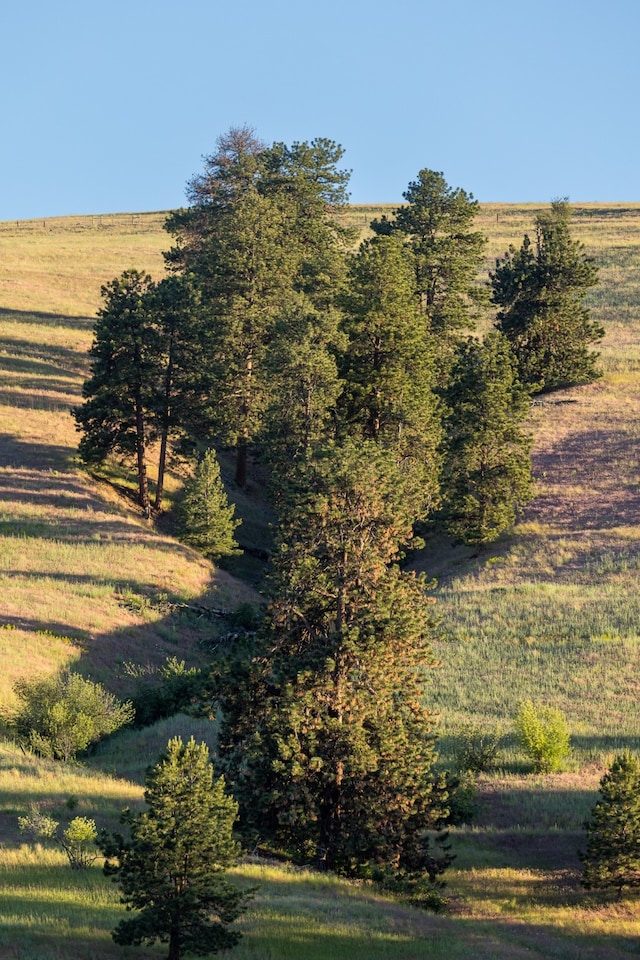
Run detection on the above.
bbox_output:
[1,0,638,219]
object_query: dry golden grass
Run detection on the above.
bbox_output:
[1,204,640,958]
[0,212,258,707]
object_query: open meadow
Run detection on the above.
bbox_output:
[0,205,639,957]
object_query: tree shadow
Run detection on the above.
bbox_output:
[0,306,94,331]
[0,389,77,412]
[0,354,79,380]
[0,433,76,470]
[0,335,88,374]
[528,426,640,532]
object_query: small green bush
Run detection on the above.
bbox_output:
[19,810,98,869]
[131,657,208,727]
[13,671,134,761]
[515,700,571,773]
[453,724,500,773]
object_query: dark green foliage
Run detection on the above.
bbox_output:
[372,169,486,352]
[131,658,208,728]
[444,771,479,827]
[218,440,452,885]
[492,200,603,392]
[100,737,249,960]
[581,753,640,898]
[179,448,240,560]
[149,274,208,510]
[339,233,442,518]
[74,270,159,509]
[453,724,501,774]
[165,128,352,488]
[262,300,345,492]
[13,672,134,761]
[440,332,533,544]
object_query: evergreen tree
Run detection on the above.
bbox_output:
[440,332,533,544]
[371,169,486,364]
[581,753,640,899]
[73,270,159,510]
[491,200,602,391]
[150,274,208,511]
[100,737,249,960]
[164,128,352,488]
[339,233,442,518]
[218,441,452,883]
[180,448,240,560]
[262,299,345,494]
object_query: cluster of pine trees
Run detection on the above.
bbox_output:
[73,127,602,891]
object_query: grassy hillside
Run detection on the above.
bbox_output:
[1,205,639,957]
[0,212,259,714]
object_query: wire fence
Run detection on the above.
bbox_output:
[0,211,171,235]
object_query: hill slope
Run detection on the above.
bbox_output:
[1,206,640,958]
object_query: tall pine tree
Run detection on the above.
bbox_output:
[440,332,533,545]
[371,169,486,369]
[217,440,451,882]
[74,270,159,511]
[491,200,602,392]
[339,233,442,518]
[165,128,352,487]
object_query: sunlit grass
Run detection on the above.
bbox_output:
[2,205,640,957]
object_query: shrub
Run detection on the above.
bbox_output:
[453,724,500,773]
[19,810,98,869]
[515,700,570,773]
[131,657,208,727]
[445,770,478,825]
[13,671,134,761]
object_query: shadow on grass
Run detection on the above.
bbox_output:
[454,825,585,873]
[529,425,640,532]
[0,335,88,374]
[0,353,81,381]
[0,307,94,331]
[0,373,81,394]
[0,389,77,412]
[0,434,75,470]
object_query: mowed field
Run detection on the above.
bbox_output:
[0,205,639,957]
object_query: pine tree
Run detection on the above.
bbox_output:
[492,200,602,392]
[339,233,442,518]
[150,274,208,511]
[218,441,452,884]
[581,752,640,899]
[262,299,345,494]
[73,270,159,510]
[180,449,240,560]
[440,332,533,544]
[164,128,352,488]
[100,737,249,960]
[371,169,486,364]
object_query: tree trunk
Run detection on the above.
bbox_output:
[135,399,150,513]
[167,926,181,960]
[235,438,248,488]
[155,428,168,512]
[155,345,174,511]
